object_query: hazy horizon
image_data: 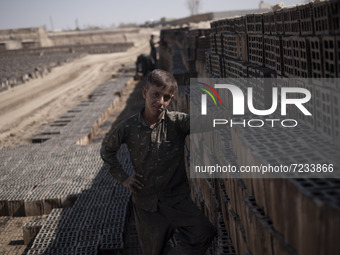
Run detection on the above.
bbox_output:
[0,0,307,31]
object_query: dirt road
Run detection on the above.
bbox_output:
[0,30,152,148]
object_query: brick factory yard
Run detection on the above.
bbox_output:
[0,30,151,255]
[0,31,150,149]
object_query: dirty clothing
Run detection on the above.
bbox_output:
[136,54,155,76]
[133,197,215,255]
[150,37,157,64]
[100,108,214,253]
[101,109,190,212]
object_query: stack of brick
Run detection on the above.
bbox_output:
[31,75,131,145]
[231,124,340,255]
[159,27,211,85]
[206,0,340,148]
[0,51,83,92]
[208,15,249,79]
[0,75,133,218]
[157,1,340,254]
[181,98,339,255]
[26,172,132,255]
[0,43,134,92]
[0,75,136,254]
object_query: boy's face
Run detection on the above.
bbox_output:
[142,84,174,117]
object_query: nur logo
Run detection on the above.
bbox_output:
[198,82,223,115]
[199,83,312,116]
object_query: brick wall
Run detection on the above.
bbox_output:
[159,1,340,254]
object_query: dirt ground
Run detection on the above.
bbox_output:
[0,30,153,254]
[0,30,152,149]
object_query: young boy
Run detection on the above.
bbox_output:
[100,69,215,254]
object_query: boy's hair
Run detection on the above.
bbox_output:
[145,69,178,94]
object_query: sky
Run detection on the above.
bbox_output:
[0,0,307,31]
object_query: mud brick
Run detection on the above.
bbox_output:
[264,35,283,75]
[99,233,124,254]
[216,213,234,253]
[77,239,100,248]
[263,12,275,35]
[331,90,340,147]
[49,247,75,255]
[228,207,250,255]
[75,245,98,255]
[263,36,277,71]
[222,57,231,78]
[219,181,231,231]
[329,0,340,34]
[210,53,222,78]
[210,33,217,54]
[291,37,310,78]
[215,19,224,33]
[216,33,223,55]
[0,196,9,216]
[335,36,340,79]
[281,37,294,76]
[224,18,235,33]
[250,178,272,217]
[246,13,263,34]
[60,194,78,208]
[282,36,310,78]
[79,230,101,242]
[244,197,271,255]
[244,195,295,255]
[223,34,237,59]
[224,58,250,79]
[246,13,256,34]
[54,231,79,248]
[263,179,287,241]
[322,36,337,78]
[234,179,252,229]
[299,3,314,35]
[234,16,246,34]
[313,1,331,35]
[287,179,340,255]
[284,7,301,36]
[8,199,26,217]
[26,247,51,255]
[210,20,218,34]
[248,34,264,66]
[25,199,43,216]
[23,217,45,245]
[314,84,333,140]
[201,178,217,215]
[30,235,54,253]
[282,9,291,34]
[274,9,285,35]
[43,208,72,228]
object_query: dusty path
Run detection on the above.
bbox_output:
[0,30,153,148]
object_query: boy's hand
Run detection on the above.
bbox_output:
[122,173,144,192]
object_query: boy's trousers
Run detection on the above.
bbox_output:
[133,196,215,255]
